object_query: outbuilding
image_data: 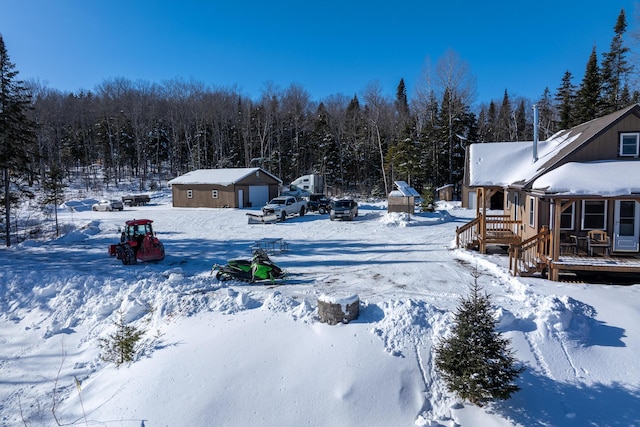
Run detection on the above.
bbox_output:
[388,181,419,214]
[436,184,454,201]
[168,168,281,208]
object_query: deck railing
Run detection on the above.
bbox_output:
[509,226,551,276]
[456,215,521,250]
[456,216,481,249]
[484,215,518,233]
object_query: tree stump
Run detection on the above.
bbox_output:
[317,294,359,325]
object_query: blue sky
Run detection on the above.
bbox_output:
[1,1,637,105]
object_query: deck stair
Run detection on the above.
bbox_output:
[456,215,522,253]
[508,227,550,277]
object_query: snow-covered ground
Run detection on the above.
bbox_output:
[1,190,640,426]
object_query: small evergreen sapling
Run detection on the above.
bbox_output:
[99,310,145,367]
[434,277,524,406]
[421,186,435,212]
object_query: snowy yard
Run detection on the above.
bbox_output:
[1,191,639,426]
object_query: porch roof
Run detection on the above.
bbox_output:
[531,161,640,197]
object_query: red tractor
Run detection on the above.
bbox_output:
[109,219,165,265]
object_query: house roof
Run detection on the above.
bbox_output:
[531,161,640,196]
[167,168,282,186]
[468,104,640,194]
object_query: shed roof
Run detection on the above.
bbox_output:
[168,168,282,186]
[393,181,420,197]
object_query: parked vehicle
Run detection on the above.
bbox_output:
[330,199,358,221]
[291,174,324,194]
[212,249,286,282]
[121,194,151,206]
[92,199,124,211]
[262,196,308,222]
[307,193,331,214]
[108,219,165,265]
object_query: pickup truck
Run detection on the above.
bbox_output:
[262,196,308,221]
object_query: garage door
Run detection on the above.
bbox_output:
[249,185,270,208]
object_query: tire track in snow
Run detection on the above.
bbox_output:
[455,253,584,418]
[412,307,458,426]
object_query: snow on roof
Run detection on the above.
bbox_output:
[167,168,281,186]
[469,105,640,192]
[531,161,640,196]
[468,131,580,187]
[393,181,420,197]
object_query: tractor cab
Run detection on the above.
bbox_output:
[110,219,165,265]
[122,219,155,242]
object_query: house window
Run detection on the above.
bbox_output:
[529,197,535,228]
[211,190,218,199]
[560,201,575,230]
[187,189,193,199]
[620,133,639,157]
[582,200,607,230]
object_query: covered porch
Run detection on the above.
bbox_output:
[509,230,640,280]
[456,187,520,253]
[457,189,640,281]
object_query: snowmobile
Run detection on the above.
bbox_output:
[212,249,286,282]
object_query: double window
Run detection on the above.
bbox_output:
[582,200,607,230]
[620,133,640,157]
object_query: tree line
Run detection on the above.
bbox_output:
[0,9,636,245]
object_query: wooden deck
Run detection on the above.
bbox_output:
[549,254,640,274]
[458,215,640,281]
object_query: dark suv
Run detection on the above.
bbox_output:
[307,193,331,214]
[330,199,358,221]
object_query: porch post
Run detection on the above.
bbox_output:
[552,198,563,262]
[480,188,487,254]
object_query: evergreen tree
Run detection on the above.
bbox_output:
[41,165,67,237]
[514,99,528,141]
[574,46,602,123]
[99,310,145,367]
[386,123,419,185]
[496,90,513,141]
[395,78,410,125]
[415,91,440,186]
[554,71,576,129]
[537,87,557,139]
[344,95,370,190]
[435,277,525,406]
[0,34,37,246]
[310,102,340,188]
[486,101,498,141]
[600,9,632,114]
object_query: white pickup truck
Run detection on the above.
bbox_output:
[262,196,308,221]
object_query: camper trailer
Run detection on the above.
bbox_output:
[291,174,324,194]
